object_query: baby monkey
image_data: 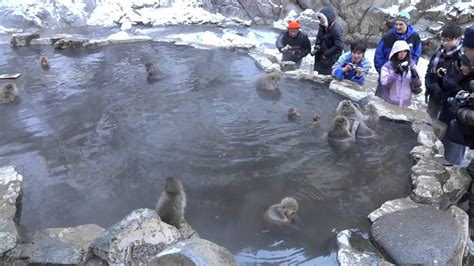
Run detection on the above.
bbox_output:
[264,197,301,232]
[156,177,187,229]
[0,83,19,104]
[288,107,300,120]
[39,55,50,70]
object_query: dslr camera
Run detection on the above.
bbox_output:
[447,89,474,109]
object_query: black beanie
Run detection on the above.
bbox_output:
[464,26,474,48]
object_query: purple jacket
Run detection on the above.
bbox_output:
[380,41,422,107]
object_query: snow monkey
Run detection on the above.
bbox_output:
[336,99,366,122]
[0,83,19,104]
[354,120,376,139]
[327,115,358,153]
[145,63,159,84]
[264,197,301,232]
[156,177,187,229]
[256,71,282,91]
[288,107,300,120]
[361,103,379,128]
[39,55,50,70]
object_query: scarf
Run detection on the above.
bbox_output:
[431,41,463,73]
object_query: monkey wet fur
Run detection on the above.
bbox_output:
[264,197,301,231]
[156,177,187,229]
[0,83,19,104]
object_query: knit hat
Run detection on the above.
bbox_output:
[287,20,301,29]
[464,26,474,48]
[395,11,411,26]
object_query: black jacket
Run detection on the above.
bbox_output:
[313,23,344,74]
[275,31,311,58]
[425,47,462,98]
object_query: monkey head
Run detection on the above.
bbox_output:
[164,177,184,194]
[288,107,300,120]
[280,197,298,218]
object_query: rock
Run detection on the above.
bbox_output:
[364,96,430,123]
[54,37,89,50]
[280,61,296,71]
[148,238,236,266]
[106,31,153,44]
[285,68,331,84]
[370,205,465,265]
[0,166,23,256]
[337,229,393,265]
[442,166,472,207]
[30,38,52,46]
[90,208,181,265]
[10,32,40,47]
[329,79,370,102]
[178,222,200,240]
[83,39,108,49]
[50,34,74,44]
[249,52,281,73]
[368,197,422,222]
[5,224,104,264]
[410,145,434,162]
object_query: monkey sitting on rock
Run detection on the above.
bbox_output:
[39,55,50,70]
[0,83,19,104]
[264,197,301,232]
[156,177,187,229]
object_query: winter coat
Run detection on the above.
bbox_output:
[438,59,474,124]
[312,7,344,75]
[331,52,372,85]
[374,25,422,73]
[380,41,422,107]
[425,42,463,99]
[275,30,311,61]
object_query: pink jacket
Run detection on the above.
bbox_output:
[380,40,422,107]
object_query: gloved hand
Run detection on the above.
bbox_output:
[411,85,422,95]
[410,68,419,79]
[310,45,321,57]
[395,61,409,75]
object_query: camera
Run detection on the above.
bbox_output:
[310,45,321,56]
[447,90,474,108]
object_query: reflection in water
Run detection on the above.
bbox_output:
[0,41,417,264]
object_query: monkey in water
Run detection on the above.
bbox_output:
[327,115,358,153]
[354,120,376,139]
[155,177,187,229]
[361,103,379,128]
[39,55,50,70]
[288,107,300,120]
[0,83,19,104]
[336,100,366,122]
[264,197,301,232]
[145,63,159,84]
[256,71,282,92]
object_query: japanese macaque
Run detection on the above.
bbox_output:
[39,55,50,70]
[312,116,321,125]
[361,103,379,128]
[156,177,187,229]
[0,83,19,104]
[256,72,282,92]
[145,63,159,84]
[288,107,300,120]
[327,116,357,153]
[354,120,376,139]
[264,197,301,232]
[336,100,366,122]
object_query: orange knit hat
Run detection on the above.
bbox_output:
[287,20,301,29]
